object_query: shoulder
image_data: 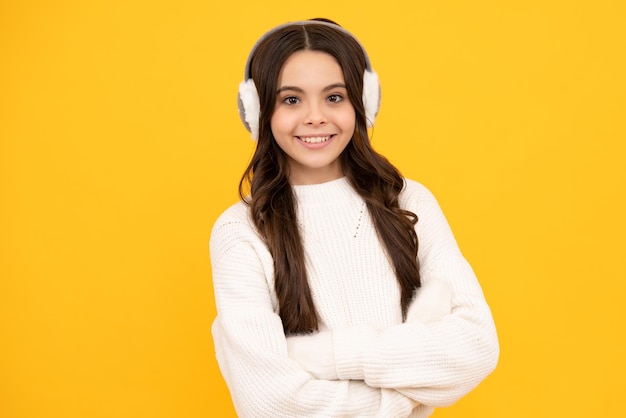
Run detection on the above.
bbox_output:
[399,178,439,212]
[399,179,461,260]
[210,200,262,258]
[212,199,252,232]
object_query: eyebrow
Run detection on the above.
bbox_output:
[276,83,347,94]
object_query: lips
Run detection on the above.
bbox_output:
[296,135,334,144]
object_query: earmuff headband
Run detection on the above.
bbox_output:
[243,20,375,79]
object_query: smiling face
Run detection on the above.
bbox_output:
[270,50,356,185]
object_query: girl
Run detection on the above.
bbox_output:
[210,19,499,417]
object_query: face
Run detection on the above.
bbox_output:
[271,50,356,185]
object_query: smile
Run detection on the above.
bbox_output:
[297,135,333,144]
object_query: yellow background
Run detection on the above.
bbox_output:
[1,0,624,417]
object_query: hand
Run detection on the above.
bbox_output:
[286,330,337,380]
[406,279,452,323]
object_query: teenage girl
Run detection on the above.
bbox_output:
[210,18,499,418]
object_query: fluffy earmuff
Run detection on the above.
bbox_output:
[362,70,380,129]
[238,21,381,141]
[237,79,260,141]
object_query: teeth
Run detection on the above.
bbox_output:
[300,136,330,143]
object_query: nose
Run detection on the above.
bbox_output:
[304,102,327,126]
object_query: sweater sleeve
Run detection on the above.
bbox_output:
[332,181,500,407]
[209,207,417,418]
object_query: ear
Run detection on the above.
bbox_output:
[362,70,381,128]
[238,79,260,141]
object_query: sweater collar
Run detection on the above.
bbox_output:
[292,177,360,208]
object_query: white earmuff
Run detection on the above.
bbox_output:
[238,79,260,141]
[362,70,380,129]
[238,21,381,141]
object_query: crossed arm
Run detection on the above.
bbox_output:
[286,278,453,381]
[210,184,499,417]
[211,224,421,417]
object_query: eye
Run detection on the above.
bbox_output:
[282,96,300,105]
[327,94,344,103]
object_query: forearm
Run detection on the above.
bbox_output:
[287,279,452,382]
[287,277,498,407]
[214,316,417,417]
[332,294,499,406]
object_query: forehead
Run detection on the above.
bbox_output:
[278,50,345,86]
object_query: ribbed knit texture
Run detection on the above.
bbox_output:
[210,178,499,417]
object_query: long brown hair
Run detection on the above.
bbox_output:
[239,20,420,334]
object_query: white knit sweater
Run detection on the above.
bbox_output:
[210,178,499,417]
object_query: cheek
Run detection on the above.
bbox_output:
[338,107,357,132]
[270,108,294,134]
